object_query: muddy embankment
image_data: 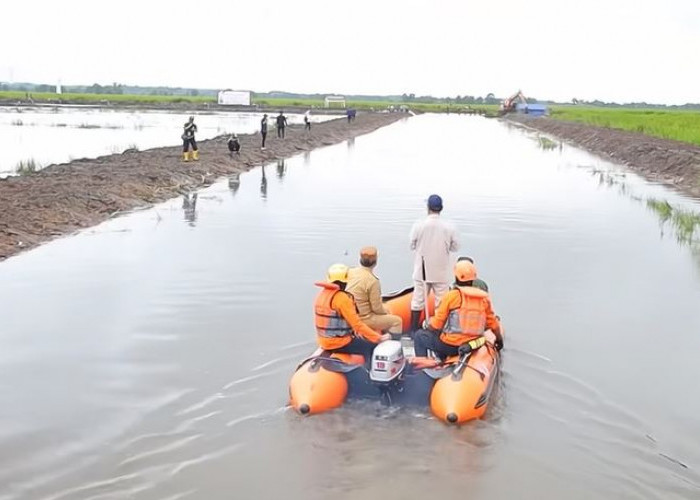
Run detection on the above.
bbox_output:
[0,113,405,260]
[507,115,700,199]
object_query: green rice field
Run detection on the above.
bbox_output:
[551,107,700,147]
[0,90,214,104]
[0,91,498,114]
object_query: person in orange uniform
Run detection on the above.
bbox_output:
[314,263,392,359]
[414,260,504,358]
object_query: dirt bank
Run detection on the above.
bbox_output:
[0,113,406,260]
[507,115,700,199]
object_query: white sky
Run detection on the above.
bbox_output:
[2,0,698,104]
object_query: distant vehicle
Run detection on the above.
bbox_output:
[501,90,548,117]
[501,90,528,113]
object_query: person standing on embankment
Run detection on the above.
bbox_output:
[261,114,268,150]
[182,116,199,161]
[276,111,288,138]
[408,194,460,334]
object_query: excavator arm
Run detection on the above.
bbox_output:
[502,90,528,112]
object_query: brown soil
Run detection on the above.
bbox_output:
[0,113,405,260]
[507,115,700,199]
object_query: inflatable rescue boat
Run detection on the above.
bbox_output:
[288,287,501,424]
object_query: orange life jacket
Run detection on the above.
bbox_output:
[440,286,489,347]
[314,282,353,341]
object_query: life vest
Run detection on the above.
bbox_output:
[440,286,490,347]
[314,282,353,339]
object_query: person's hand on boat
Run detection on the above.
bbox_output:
[380,333,392,342]
[458,343,473,356]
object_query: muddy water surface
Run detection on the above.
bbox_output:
[1,114,700,499]
[0,107,333,176]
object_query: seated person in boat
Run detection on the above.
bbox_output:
[455,256,489,292]
[347,246,403,337]
[314,263,392,359]
[414,260,503,359]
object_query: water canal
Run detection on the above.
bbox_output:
[1,114,699,499]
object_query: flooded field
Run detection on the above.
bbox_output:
[1,114,699,499]
[0,107,333,176]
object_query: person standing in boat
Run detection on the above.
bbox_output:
[414,260,503,358]
[182,115,198,161]
[314,263,391,360]
[408,194,460,333]
[347,246,403,337]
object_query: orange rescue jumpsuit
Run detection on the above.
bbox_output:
[314,282,382,357]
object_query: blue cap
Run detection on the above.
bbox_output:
[427,194,443,211]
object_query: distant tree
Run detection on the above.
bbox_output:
[189,89,199,96]
[572,98,579,104]
[484,93,498,104]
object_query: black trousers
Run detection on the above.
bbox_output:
[261,132,267,147]
[277,127,285,138]
[414,329,459,358]
[305,121,311,131]
[331,337,376,360]
[182,137,197,152]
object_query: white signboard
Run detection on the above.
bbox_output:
[218,90,251,106]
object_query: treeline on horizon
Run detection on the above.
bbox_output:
[1,81,698,110]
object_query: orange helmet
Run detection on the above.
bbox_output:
[454,260,477,282]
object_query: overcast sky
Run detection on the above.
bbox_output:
[2,0,698,104]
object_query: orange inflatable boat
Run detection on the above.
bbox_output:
[289,287,502,424]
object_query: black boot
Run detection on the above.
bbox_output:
[410,310,422,337]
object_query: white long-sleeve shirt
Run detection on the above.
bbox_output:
[409,214,460,283]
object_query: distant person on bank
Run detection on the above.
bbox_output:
[408,194,460,333]
[260,114,268,150]
[227,134,241,157]
[304,110,312,131]
[182,116,198,161]
[276,111,288,138]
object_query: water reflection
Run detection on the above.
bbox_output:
[182,192,198,226]
[228,173,241,197]
[347,137,355,150]
[303,150,311,165]
[276,159,286,180]
[260,165,268,199]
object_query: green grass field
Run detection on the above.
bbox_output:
[0,90,214,104]
[0,91,498,114]
[551,106,700,147]
[250,96,498,114]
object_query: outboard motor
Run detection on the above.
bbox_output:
[369,340,407,405]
